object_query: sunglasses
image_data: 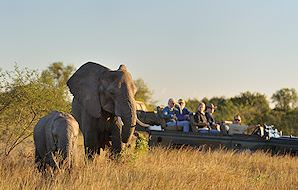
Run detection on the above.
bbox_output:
[234,119,241,122]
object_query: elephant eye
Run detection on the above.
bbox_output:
[106,84,116,96]
[108,89,116,97]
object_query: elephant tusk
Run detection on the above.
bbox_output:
[117,117,124,126]
[136,117,150,128]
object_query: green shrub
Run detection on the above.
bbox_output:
[0,64,74,155]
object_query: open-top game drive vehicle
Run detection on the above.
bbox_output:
[135,102,298,155]
[147,125,298,155]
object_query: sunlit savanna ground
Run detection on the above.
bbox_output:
[0,134,298,190]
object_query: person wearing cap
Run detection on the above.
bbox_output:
[162,98,190,133]
[176,98,191,121]
[205,103,220,131]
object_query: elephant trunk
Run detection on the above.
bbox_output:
[121,115,136,143]
[120,98,137,143]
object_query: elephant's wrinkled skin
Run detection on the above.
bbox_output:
[33,111,79,171]
[67,62,142,158]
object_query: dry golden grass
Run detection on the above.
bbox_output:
[0,136,298,190]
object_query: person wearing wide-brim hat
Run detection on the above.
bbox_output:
[205,103,220,131]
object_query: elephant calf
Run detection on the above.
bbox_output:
[33,111,79,171]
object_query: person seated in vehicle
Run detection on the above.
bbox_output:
[162,98,190,133]
[176,98,192,121]
[190,102,210,133]
[227,115,246,135]
[227,115,262,135]
[205,103,220,131]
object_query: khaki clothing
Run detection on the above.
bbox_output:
[227,124,249,135]
[228,124,260,135]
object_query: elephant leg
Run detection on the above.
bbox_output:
[34,133,47,171]
[84,132,100,159]
[45,151,58,169]
[110,116,122,156]
[82,112,100,159]
[35,148,45,171]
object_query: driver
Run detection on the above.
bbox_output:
[228,115,261,135]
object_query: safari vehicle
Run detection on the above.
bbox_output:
[135,103,298,155]
[148,125,298,155]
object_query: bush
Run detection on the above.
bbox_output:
[0,65,73,155]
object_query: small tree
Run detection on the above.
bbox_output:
[0,64,74,155]
[185,98,200,113]
[134,78,156,110]
[229,92,270,124]
[40,62,75,87]
[272,88,298,111]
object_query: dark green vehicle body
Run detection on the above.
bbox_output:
[148,130,298,154]
[135,107,298,154]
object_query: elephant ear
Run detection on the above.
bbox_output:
[67,62,110,118]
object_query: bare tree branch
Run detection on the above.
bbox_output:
[5,111,36,156]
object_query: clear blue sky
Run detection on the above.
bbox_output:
[1,0,297,104]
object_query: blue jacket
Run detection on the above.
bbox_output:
[177,107,192,121]
[162,106,179,122]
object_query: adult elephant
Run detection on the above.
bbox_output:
[67,62,148,158]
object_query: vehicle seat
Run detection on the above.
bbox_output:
[156,106,167,129]
[189,114,197,133]
[165,124,183,131]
